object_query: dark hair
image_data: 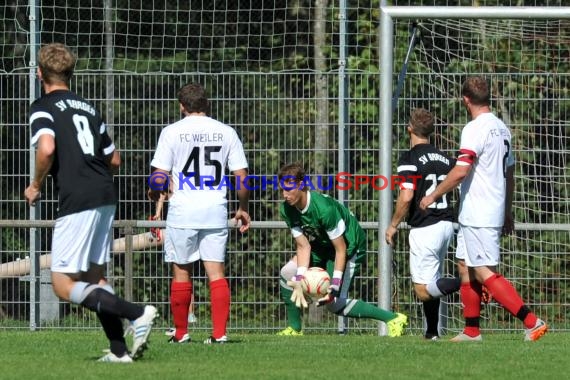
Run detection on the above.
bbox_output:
[177,83,210,114]
[38,43,76,85]
[409,108,435,138]
[462,76,490,106]
[278,162,305,183]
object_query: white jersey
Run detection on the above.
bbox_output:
[456,112,515,227]
[151,115,248,228]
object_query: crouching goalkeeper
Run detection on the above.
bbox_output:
[277,162,407,337]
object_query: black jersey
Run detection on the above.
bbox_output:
[29,89,117,217]
[397,143,454,228]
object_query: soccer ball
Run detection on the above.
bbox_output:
[301,267,331,298]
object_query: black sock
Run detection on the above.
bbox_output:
[516,305,531,322]
[81,288,144,321]
[97,312,129,357]
[423,298,440,336]
[436,277,461,296]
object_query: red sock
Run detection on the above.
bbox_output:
[483,274,537,328]
[522,314,539,329]
[460,282,481,337]
[210,278,230,339]
[170,281,192,340]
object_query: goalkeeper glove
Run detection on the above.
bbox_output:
[286,274,308,309]
[316,277,342,306]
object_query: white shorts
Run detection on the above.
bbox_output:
[455,225,501,267]
[51,205,115,273]
[409,221,454,284]
[164,227,228,264]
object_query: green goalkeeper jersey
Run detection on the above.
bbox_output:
[280,191,366,261]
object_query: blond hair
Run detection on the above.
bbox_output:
[38,43,76,85]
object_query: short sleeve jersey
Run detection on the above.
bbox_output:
[29,90,117,217]
[279,191,366,260]
[397,144,454,227]
[150,115,248,228]
[456,112,515,227]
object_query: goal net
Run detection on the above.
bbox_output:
[391,16,569,332]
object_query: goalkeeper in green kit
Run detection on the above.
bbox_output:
[277,162,407,336]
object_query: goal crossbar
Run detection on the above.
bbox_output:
[382,6,570,20]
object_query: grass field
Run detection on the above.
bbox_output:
[1,330,566,379]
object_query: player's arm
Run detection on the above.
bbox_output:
[503,164,515,235]
[321,205,348,286]
[232,167,251,233]
[294,233,312,270]
[105,150,121,174]
[99,121,121,174]
[313,235,346,305]
[25,134,55,206]
[329,235,347,275]
[385,188,413,246]
[147,167,170,202]
[420,163,471,210]
[287,232,311,308]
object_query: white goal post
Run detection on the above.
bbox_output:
[378,6,570,331]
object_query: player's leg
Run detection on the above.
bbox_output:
[200,228,230,344]
[469,227,546,340]
[476,265,543,330]
[424,221,460,300]
[277,257,303,335]
[451,226,483,341]
[170,263,193,342]
[416,277,461,340]
[412,286,442,340]
[167,288,196,337]
[51,206,154,361]
[55,272,146,322]
[61,206,147,319]
[188,291,197,323]
[65,272,156,358]
[84,206,156,358]
[164,226,198,343]
[483,270,545,337]
[95,286,130,358]
[57,271,145,324]
[324,254,407,337]
[422,297,440,340]
[80,265,130,359]
[410,221,458,339]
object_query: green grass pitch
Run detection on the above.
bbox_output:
[1,330,567,379]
